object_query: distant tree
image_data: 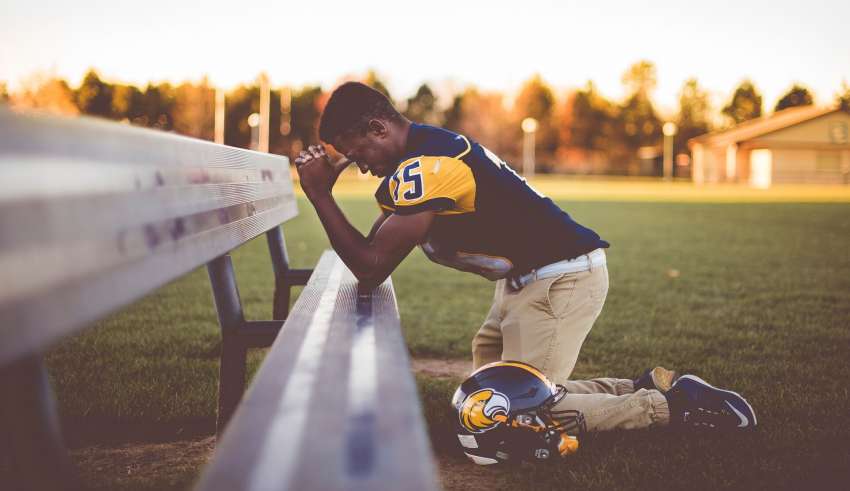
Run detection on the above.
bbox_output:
[450,87,513,159]
[621,60,657,98]
[513,74,559,165]
[442,93,464,132]
[722,80,762,125]
[619,94,662,150]
[290,85,324,148]
[75,69,114,118]
[10,74,79,115]
[111,84,145,122]
[566,81,617,151]
[173,79,215,140]
[223,83,259,148]
[363,70,392,103]
[515,74,556,122]
[404,84,439,125]
[774,84,813,112]
[0,82,8,103]
[676,78,712,152]
[618,61,662,151]
[557,82,624,173]
[138,83,176,130]
[838,81,850,113]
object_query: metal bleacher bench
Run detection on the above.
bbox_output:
[0,108,439,491]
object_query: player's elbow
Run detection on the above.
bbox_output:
[351,261,393,291]
[353,268,390,291]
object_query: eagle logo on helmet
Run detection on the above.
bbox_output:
[459,389,510,433]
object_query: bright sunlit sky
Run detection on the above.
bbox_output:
[2,0,849,115]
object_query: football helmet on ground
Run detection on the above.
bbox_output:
[451,361,581,465]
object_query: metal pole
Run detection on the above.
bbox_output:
[206,255,247,435]
[521,118,538,178]
[523,131,536,178]
[663,133,673,181]
[259,73,270,153]
[662,122,677,181]
[214,88,225,145]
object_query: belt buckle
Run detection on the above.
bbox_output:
[507,276,521,291]
[507,269,526,291]
[511,269,537,291]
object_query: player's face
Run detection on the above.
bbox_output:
[332,126,399,178]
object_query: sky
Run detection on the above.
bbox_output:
[2,0,849,116]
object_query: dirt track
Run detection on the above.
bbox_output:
[69,358,498,490]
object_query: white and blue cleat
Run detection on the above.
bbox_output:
[667,375,757,430]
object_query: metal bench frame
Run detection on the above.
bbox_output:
[0,108,439,491]
[208,229,312,433]
[0,108,302,489]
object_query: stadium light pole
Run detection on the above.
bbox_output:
[214,87,225,145]
[248,113,260,151]
[258,73,270,153]
[663,122,678,181]
[521,117,538,178]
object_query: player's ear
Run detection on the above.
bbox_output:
[367,119,389,138]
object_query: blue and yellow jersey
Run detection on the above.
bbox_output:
[375,124,608,280]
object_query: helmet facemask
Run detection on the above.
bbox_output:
[497,384,580,462]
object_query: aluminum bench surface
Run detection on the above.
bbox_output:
[196,251,440,491]
[0,108,296,365]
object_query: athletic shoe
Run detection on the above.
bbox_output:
[665,375,757,430]
[633,366,679,393]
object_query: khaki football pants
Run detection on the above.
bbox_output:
[471,253,669,433]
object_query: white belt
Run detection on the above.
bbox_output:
[508,249,606,290]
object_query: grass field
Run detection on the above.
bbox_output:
[29,178,850,489]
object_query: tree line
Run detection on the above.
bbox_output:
[3,63,849,175]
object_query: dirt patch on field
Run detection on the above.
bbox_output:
[70,437,501,491]
[70,437,216,490]
[411,357,472,379]
[436,453,507,490]
[67,358,486,490]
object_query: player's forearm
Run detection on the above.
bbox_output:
[308,193,383,283]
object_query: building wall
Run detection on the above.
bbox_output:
[706,147,725,182]
[737,147,752,182]
[767,148,847,184]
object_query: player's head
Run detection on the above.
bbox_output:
[319,82,408,178]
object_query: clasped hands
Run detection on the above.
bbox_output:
[294,144,350,199]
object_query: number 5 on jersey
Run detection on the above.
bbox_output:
[391,160,424,202]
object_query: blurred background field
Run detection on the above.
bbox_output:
[38,179,850,490]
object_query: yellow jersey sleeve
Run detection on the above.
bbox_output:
[389,156,476,215]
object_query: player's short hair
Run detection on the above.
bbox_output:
[319,82,403,143]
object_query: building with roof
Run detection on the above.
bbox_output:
[688,105,850,188]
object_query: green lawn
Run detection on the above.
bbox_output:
[36,183,850,489]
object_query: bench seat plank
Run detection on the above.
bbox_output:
[196,251,440,491]
[0,109,296,365]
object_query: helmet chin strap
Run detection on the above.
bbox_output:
[494,411,580,458]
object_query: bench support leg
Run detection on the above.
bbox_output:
[207,254,247,436]
[0,355,80,491]
[207,229,312,436]
[266,226,292,320]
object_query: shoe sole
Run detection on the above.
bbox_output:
[676,375,758,428]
